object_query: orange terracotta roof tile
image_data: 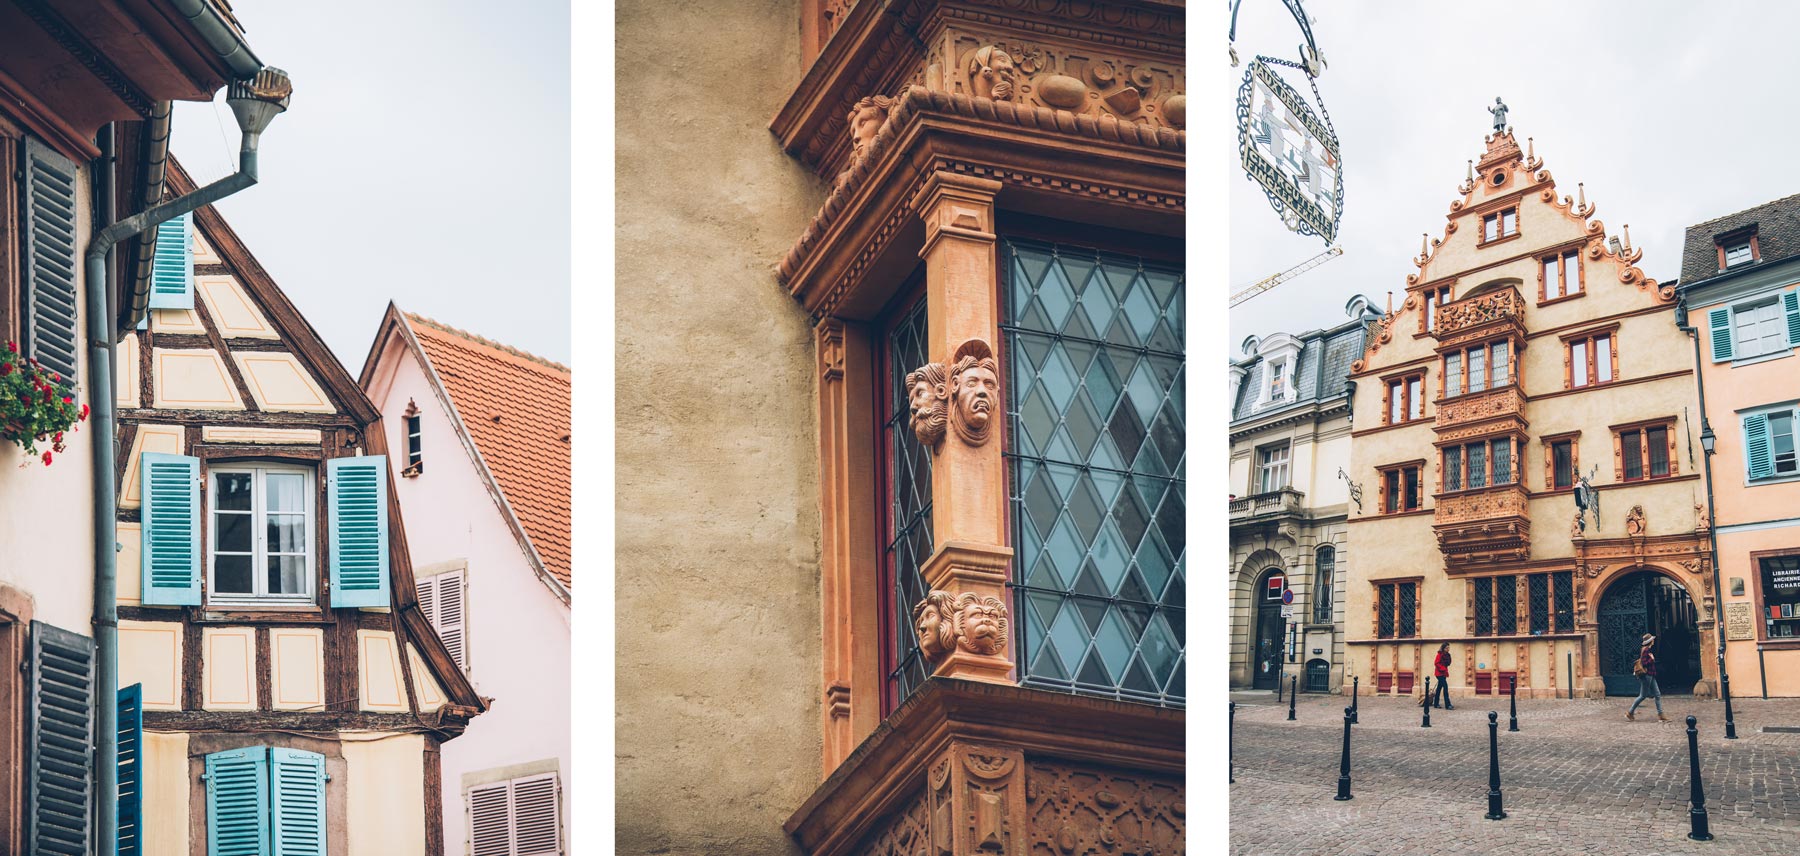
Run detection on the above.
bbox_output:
[404,313,571,589]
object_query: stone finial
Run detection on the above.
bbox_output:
[967,46,1017,101]
[948,339,999,446]
[905,361,949,449]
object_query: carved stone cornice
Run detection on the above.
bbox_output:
[1432,287,1525,346]
[784,679,1183,856]
[1434,483,1532,568]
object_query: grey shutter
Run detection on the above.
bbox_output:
[21,137,81,382]
[25,620,95,856]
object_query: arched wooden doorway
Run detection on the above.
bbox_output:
[1252,568,1286,689]
[1598,570,1702,695]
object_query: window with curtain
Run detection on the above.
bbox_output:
[883,297,934,707]
[1313,546,1335,624]
[1006,240,1184,706]
[209,464,315,607]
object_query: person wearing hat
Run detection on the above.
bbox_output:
[1627,632,1667,722]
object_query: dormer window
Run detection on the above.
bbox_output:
[1718,229,1760,270]
[402,399,423,477]
[1268,360,1288,400]
[1253,334,1303,409]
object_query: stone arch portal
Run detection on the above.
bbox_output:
[1592,565,1705,696]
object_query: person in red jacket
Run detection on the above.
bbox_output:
[1627,633,1668,721]
[1430,642,1454,709]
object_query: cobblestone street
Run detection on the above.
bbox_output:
[1229,691,1800,855]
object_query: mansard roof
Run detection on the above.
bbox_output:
[1229,310,1368,425]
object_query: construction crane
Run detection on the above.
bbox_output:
[1230,246,1344,308]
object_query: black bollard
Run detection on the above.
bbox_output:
[1288,676,1298,721]
[1686,715,1713,840]
[1351,675,1359,724]
[1722,672,1738,740]
[1484,711,1506,820]
[1276,669,1284,703]
[1334,706,1353,801]
[1508,675,1519,732]
[1421,676,1432,728]
[1229,701,1236,784]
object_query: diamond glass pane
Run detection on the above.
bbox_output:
[1378,585,1395,638]
[886,299,933,705]
[1497,575,1517,635]
[1005,240,1183,707]
[1474,577,1493,636]
[1529,573,1550,634]
[1398,582,1416,637]
[1554,571,1574,632]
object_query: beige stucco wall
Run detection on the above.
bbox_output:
[143,732,191,855]
[343,735,427,856]
[615,1,826,853]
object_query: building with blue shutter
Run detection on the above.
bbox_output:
[1676,193,1800,697]
[112,158,486,853]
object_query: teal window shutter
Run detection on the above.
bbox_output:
[20,137,80,381]
[270,749,327,856]
[141,452,202,605]
[148,213,194,310]
[1784,288,1800,348]
[26,621,95,856]
[1746,413,1774,480]
[205,747,270,856]
[118,683,144,856]
[328,456,390,608]
[1708,307,1734,362]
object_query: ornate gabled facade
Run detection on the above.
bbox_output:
[1346,125,1713,702]
[1229,301,1371,696]
[112,159,484,854]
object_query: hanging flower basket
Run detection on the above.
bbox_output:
[0,342,85,465]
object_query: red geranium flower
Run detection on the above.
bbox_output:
[80,404,89,421]
[53,432,62,443]
[40,451,51,465]
[5,342,15,353]
[62,396,72,405]
[0,363,12,376]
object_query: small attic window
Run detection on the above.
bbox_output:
[402,399,423,477]
[1719,228,1759,269]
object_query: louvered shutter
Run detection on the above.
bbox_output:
[434,570,468,672]
[118,683,144,856]
[148,213,194,310]
[1746,413,1775,480]
[469,782,513,856]
[25,621,95,856]
[328,456,390,608]
[1708,307,1734,362]
[21,137,80,381]
[512,774,561,856]
[270,748,326,856]
[141,452,203,605]
[205,747,270,856]
[1784,288,1800,348]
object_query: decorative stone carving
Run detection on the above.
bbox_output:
[1695,501,1710,532]
[1037,74,1088,109]
[905,361,949,449]
[913,590,959,662]
[948,339,999,446]
[966,45,1017,101]
[1433,287,1522,338]
[1025,760,1185,856]
[1625,505,1645,537]
[847,94,897,161]
[954,593,1009,656]
[1162,93,1186,129]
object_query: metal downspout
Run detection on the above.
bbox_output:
[125,101,173,331]
[1676,300,1730,692]
[88,124,266,856]
[168,0,263,79]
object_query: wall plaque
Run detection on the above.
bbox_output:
[1725,602,1755,642]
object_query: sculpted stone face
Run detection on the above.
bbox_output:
[970,46,1017,101]
[905,363,947,448]
[954,363,998,431]
[848,95,895,160]
[956,594,1008,656]
[913,591,957,661]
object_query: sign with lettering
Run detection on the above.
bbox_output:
[1725,602,1755,642]
[1237,58,1342,244]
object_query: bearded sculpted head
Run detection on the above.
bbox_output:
[905,362,948,449]
[913,590,959,662]
[949,339,999,446]
[954,593,1009,656]
[967,46,1017,101]
[847,94,897,161]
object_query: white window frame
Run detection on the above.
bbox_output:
[1724,239,1754,268]
[1257,443,1291,494]
[420,568,470,673]
[469,771,563,856]
[1731,297,1787,361]
[207,462,317,607]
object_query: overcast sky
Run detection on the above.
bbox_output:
[171,0,570,369]
[1228,1,1800,358]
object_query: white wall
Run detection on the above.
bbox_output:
[368,334,571,855]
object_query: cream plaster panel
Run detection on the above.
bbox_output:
[343,735,426,856]
[201,426,324,445]
[357,629,409,712]
[145,732,192,855]
[152,348,244,410]
[406,644,446,712]
[197,275,279,339]
[118,620,182,710]
[120,423,185,509]
[202,626,258,711]
[192,229,222,264]
[270,627,326,711]
[117,333,141,409]
[150,307,206,335]
[232,351,335,413]
[117,522,142,606]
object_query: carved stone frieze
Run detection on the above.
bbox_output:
[850,787,932,856]
[907,361,950,449]
[1434,387,1525,431]
[966,45,1017,101]
[932,31,1184,131]
[948,339,999,446]
[1025,759,1184,856]
[1432,287,1524,341]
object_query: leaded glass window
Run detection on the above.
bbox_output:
[1474,577,1493,636]
[1554,571,1574,632]
[1496,575,1517,635]
[1005,240,1184,707]
[1528,573,1549,634]
[1377,585,1395,638]
[1398,582,1416,637]
[1313,546,1334,624]
[884,298,934,704]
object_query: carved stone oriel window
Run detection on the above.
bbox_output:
[884,297,935,705]
[1004,239,1184,706]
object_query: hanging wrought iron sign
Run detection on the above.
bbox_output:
[1230,0,1342,245]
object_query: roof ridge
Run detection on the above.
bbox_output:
[1687,192,1800,230]
[403,313,570,374]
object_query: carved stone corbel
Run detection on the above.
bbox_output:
[917,542,1015,684]
[906,361,949,449]
[947,339,999,447]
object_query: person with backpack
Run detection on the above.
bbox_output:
[1627,633,1667,722]
[1431,642,1454,709]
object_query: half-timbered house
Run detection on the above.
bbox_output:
[113,159,485,855]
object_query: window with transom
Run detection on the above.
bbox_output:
[208,463,316,607]
[1443,341,1509,397]
[1443,437,1515,492]
[1257,442,1290,493]
[1005,240,1184,706]
[1374,580,1418,639]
